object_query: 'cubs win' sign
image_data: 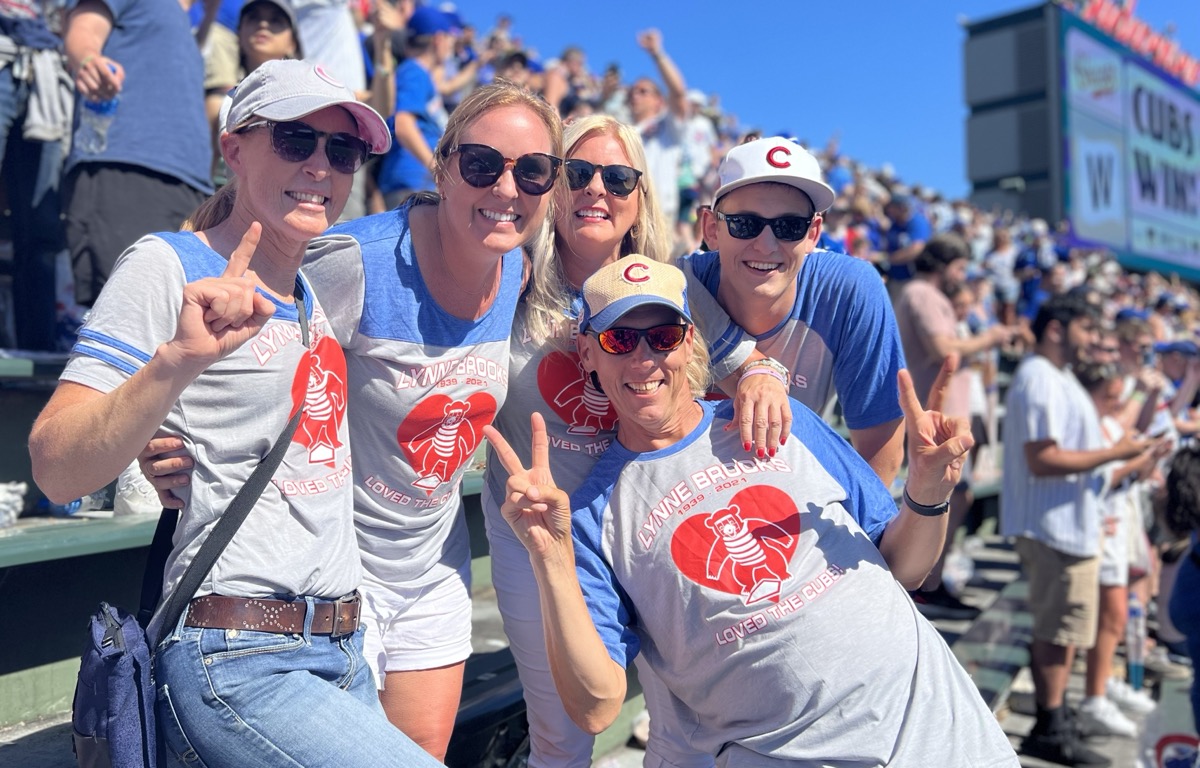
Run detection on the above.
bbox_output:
[1063,11,1200,279]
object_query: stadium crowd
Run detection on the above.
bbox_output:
[7,1,1200,767]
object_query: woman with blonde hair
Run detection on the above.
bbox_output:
[145,80,563,761]
[481,113,787,766]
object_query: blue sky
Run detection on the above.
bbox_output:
[449,0,1200,199]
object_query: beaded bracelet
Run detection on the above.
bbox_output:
[903,486,950,517]
[740,357,790,381]
[739,367,788,389]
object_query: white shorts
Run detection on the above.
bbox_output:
[1099,495,1130,587]
[359,562,473,688]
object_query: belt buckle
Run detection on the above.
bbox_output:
[329,593,359,638]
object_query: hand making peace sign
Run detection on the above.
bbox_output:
[483,414,574,561]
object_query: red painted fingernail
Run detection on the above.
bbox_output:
[757,448,766,458]
[780,436,787,445]
[744,441,751,451]
[769,448,776,457]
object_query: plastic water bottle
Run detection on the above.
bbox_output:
[1127,593,1146,691]
[77,94,119,154]
[37,491,108,517]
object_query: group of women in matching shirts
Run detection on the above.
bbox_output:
[35,65,784,767]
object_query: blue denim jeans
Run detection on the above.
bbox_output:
[0,63,62,351]
[154,597,444,767]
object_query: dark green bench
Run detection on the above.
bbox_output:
[951,565,1031,712]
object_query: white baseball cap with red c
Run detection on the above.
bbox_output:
[714,137,835,213]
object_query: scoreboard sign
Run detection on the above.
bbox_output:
[1063,12,1200,280]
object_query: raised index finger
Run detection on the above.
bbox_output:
[530,412,550,471]
[897,368,924,424]
[223,222,262,278]
[483,424,527,478]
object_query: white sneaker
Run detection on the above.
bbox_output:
[1107,677,1157,714]
[1078,695,1138,738]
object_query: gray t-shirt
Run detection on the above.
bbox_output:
[571,400,1017,767]
[62,233,361,641]
[305,202,523,586]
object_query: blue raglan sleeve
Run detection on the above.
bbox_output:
[813,255,906,430]
[62,237,186,394]
[569,460,642,668]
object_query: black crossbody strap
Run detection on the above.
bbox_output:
[150,289,310,637]
[137,509,179,626]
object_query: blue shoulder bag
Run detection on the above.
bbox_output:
[71,293,309,768]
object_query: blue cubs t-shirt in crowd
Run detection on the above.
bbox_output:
[67,0,212,194]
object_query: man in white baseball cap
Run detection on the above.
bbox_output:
[641,132,910,768]
[684,135,904,482]
[637,135,919,768]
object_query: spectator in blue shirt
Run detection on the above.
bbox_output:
[376,4,453,208]
[883,194,931,298]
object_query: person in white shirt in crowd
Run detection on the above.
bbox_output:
[1113,312,1166,436]
[675,88,717,253]
[984,226,1020,327]
[1072,359,1170,738]
[626,28,686,229]
[1001,291,1152,768]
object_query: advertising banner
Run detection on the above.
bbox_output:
[1062,12,1200,279]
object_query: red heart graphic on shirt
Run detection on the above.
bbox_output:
[537,350,617,436]
[670,485,800,605]
[395,392,496,494]
[289,335,349,467]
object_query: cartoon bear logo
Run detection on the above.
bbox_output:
[705,504,794,605]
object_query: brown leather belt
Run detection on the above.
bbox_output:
[185,592,361,637]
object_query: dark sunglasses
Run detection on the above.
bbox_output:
[442,143,562,196]
[565,159,642,197]
[594,324,688,355]
[715,211,813,242]
[237,120,368,175]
